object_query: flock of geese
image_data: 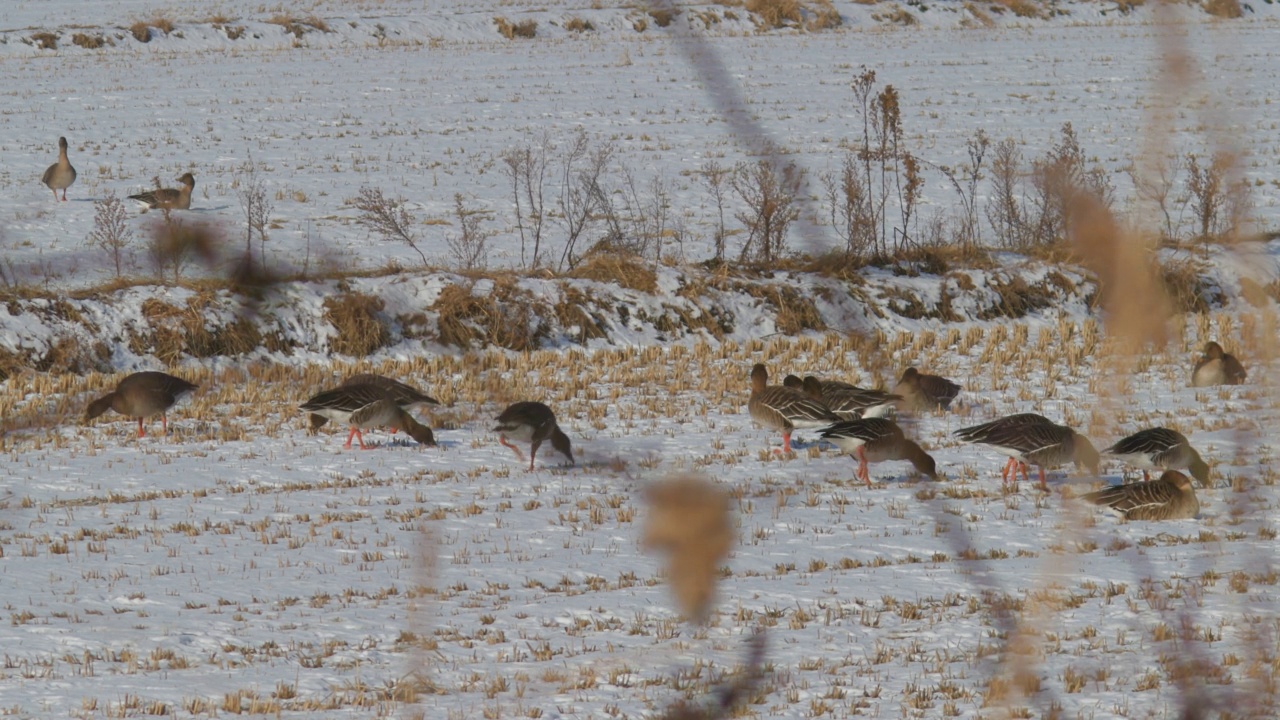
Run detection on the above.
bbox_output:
[80,341,1247,522]
[744,339,1246,521]
[42,136,196,210]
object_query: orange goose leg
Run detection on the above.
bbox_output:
[781,431,793,455]
[856,446,871,487]
[344,427,372,450]
[137,418,145,438]
[499,436,526,462]
[1037,465,1048,491]
[1000,457,1016,484]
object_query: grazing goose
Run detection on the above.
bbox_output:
[344,398,435,449]
[954,413,1100,490]
[894,367,961,412]
[42,136,76,201]
[85,371,197,437]
[1079,470,1199,521]
[300,382,436,449]
[750,365,840,454]
[129,172,196,211]
[308,373,439,433]
[819,418,937,487]
[1192,341,1247,387]
[493,401,574,470]
[1104,427,1209,486]
[782,375,900,420]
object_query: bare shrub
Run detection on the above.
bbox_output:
[236,162,274,273]
[1203,0,1242,17]
[31,32,58,50]
[445,194,494,271]
[595,169,675,264]
[745,0,802,28]
[494,17,537,39]
[698,161,733,263]
[71,33,109,49]
[1026,122,1114,247]
[840,69,926,257]
[268,14,330,37]
[562,17,594,32]
[806,0,843,30]
[149,220,220,285]
[87,192,134,279]
[555,129,614,271]
[430,283,543,351]
[732,159,804,265]
[567,253,658,293]
[352,186,427,266]
[1185,150,1250,251]
[992,0,1044,17]
[648,7,679,26]
[130,22,151,43]
[501,134,551,270]
[822,152,874,260]
[323,291,390,356]
[1127,153,1188,243]
[938,129,990,252]
[986,138,1028,249]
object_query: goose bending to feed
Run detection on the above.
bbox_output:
[954,412,1100,490]
[894,367,961,412]
[85,371,197,437]
[1192,341,1246,387]
[782,375,900,420]
[1079,470,1199,521]
[42,136,76,201]
[129,172,195,211]
[750,365,840,454]
[819,418,937,487]
[492,401,574,471]
[1104,427,1209,486]
[300,382,435,449]
[308,373,439,433]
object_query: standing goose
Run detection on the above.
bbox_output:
[129,172,196,211]
[307,373,439,433]
[819,418,937,487]
[782,375,900,420]
[492,401,574,471]
[85,371,197,437]
[1079,470,1200,521]
[894,367,962,412]
[300,382,436,449]
[750,365,840,454]
[954,413,1100,490]
[1192,341,1247,387]
[42,136,76,201]
[1104,427,1210,486]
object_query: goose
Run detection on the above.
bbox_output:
[492,401,574,471]
[954,413,1100,490]
[1079,470,1199,521]
[84,371,197,437]
[1192,341,1246,387]
[129,172,195,211]
[300,382,436,449]
[749,365,840,454]
[308,373,439,433]
[42,136,76,201]
[1104,427,1209,486]
[894,367,961,412]
[819,418,937,487]
[782,374,900,420]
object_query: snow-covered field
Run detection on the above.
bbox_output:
[2,2,1280,718]
[2,1,1278,284]
[1,318,1277,718]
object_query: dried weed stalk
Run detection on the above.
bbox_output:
[642,474,734,623]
